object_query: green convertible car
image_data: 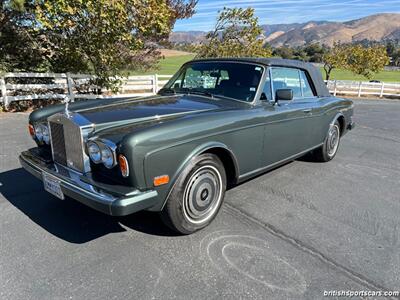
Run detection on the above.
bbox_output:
[20,58,354,234]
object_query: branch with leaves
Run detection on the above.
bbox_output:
[1,0,197,91]
[196,7,272,59]
[323,42,389,80]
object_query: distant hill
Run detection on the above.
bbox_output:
[170,13,400,47]
[169,31,206,43]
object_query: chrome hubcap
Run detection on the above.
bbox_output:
[183,165,223,224]
[327,124,340,157]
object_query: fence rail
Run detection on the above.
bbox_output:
[325,80,400,98]
[0,72,172,107]
[1,72,399,108]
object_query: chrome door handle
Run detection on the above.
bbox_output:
[303,109,312,113]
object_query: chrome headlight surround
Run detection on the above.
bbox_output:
[86,139,117,169]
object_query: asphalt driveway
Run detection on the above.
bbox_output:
[0,99,399,299]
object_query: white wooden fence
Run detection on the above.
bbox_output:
[0,72,399,108]
[325,80,400,98]
[0,72,172,108]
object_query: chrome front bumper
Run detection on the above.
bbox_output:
[19,150,159,216]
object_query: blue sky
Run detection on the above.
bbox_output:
[173,0,400,31]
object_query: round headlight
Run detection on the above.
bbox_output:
[101,146,115,169]
[42,125,50,145]
[34,125,44,142]
[88,142,101,163]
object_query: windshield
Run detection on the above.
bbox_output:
[162,62,264,102]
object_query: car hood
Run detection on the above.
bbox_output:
[30,94,243,124]
[77,94,227,125]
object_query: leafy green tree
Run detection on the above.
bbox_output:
[196,7,272,58]
[1,0,197,90]
[392,49,400,67]
[322,42,349,80]
[323,42,390,80]
[0,0,50,72]
[292,47,308,61]
[273,47,294,59]
[346,44,390,79]
[303,43,326,63]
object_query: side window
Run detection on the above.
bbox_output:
[271,68,302,98]
[300,71,315,97]
[261,72,272,101]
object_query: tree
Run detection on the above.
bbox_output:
[273,47,294,59]
[346,44,390,79]
[0,0,50,72]
[322,42,349,80]
[1,0,197,90]
[303,43,326,63]
[196,7,272,58]
[392,49,400,67]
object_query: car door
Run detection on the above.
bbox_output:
[260,67,318,167]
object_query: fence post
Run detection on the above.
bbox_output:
[333,80,337,96]
[379,82,385,98]
[154,74,159,94]
[357,81,362,97]
[150,75,155,94]
[66,73,75,102]
[0,76,8,108]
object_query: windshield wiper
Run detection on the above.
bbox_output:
[158,87,176,95]
[193,91,238,101]
[188,90,215,98]
[159,88,238,102]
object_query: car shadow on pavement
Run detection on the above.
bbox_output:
[0,168,179,244]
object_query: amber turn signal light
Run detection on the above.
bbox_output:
[28,124,35,138]
[118,154,129,178]
[153,175,169,187]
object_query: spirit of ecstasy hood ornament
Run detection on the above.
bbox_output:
[64,95,71,117]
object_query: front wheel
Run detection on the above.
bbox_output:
[311,120,341,162]
[161,153,227,234]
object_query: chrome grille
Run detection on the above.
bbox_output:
[63,119,85,171]
[49,122,67,165]
[48,113,93,173]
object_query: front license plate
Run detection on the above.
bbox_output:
[42,172,64,200]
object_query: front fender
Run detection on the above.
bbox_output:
[143,141,239,212]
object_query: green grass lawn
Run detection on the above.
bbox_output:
[129,54,195,75]
[319,68,400,82]
[130,54,400,82]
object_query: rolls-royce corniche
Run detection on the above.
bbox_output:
[19,58,354,234]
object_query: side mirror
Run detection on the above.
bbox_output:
[275,89,293,104]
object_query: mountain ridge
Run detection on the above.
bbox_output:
[170,13,400,47]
